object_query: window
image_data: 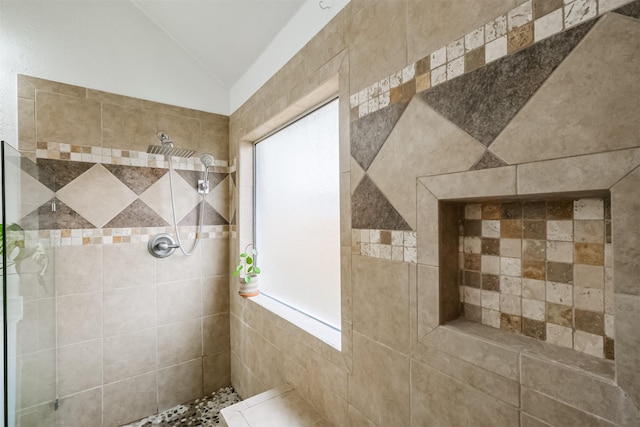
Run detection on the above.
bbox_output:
[255,98,340,331]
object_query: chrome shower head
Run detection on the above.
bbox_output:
[200,153,215,168]
[146,131,195,158]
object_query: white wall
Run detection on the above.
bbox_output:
[0,0,229,149]
[230,0,349,113]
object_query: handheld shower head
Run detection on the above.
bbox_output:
[200,153,215,168]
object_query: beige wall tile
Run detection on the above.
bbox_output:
[58,387,103,427]
[307,348,348,400]
[420,166,516,200]
[17,349,56,409]
[416,182,439,266]
[516,148,640,195]
[615,294,640,409]
[200,119,230,161]
[411,358,519,427]
[520,354,618,422]
[157,318,202,368]
[57,339,102,397]
[157,359,203,411]
[203,351,231,395]
[202,275,230,316]
[18,97,36,152]
[103,328,157,384]
[157,278,201,325]
[57,292,102,346]
[203,314,230,355]
[417,265,440,339]
[348,331,410,426]
[101,103,157,152]
[103,242,156,290]
[611,165,640,296]
[422,326,520,381]
[103,285,156,337]
[413,340,520,407]
[346,1,407,93]
[200,237,229,278]
[407,0,516,64]
[522,386,613,427]
[103,372,157,427]
[156,112,201,154]
[156,245,202,282]
[55,244,102,295]
[36,91,101,146]
[352,255,411,354]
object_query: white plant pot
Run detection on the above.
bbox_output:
[238,275,259,297]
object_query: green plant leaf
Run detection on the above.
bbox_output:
[245,275,251,284]
[240,252,248,258]
[235,265,243,272]
[253,267,261,274]
[247,266,253,274]
[233,270,239,277]
[246,257,253,265]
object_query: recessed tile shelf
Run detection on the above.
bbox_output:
[458,197,613,359]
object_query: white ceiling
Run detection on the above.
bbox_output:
[132,0,320,88]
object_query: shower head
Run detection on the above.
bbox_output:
[146,131,195,158]
[200,153,215,168]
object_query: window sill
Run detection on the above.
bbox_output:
[249,293,342,351]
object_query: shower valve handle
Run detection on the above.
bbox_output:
[157,242,180,250]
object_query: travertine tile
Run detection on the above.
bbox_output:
[546,323,573,348]
[574,330,604,358]
[546,282,573,306]
[522,298,545,321]
[535,9,564,41]
[485,35,508,63]
[522,279,546,301]
[564,0,598,28]
[574,286,604,312]
[508,0,533,30]
[546,220,573,241]
[485,15,507,42]
[575,243,604,266]
[500,239,521,257]
[574,220,604,243]
[546,241,573,263]
[508,22,534,53]
[574,264,604,289]
[546,302,572,327]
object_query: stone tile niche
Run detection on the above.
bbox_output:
[457,196,613,359]
[415,148,640,411]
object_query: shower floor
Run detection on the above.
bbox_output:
[122,386,241,427]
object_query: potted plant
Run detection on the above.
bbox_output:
[233,244,261,297]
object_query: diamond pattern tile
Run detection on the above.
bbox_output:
[206,175,230,222]
[19,168,55,219]
[368,98,484,229]
[20,199,95,230]
[103,164,167,195]
[352,174,411,231]
[139,173,201,225]
[102,199,170,228]
[179,203,228,226]
[36,159,95,191]
[56,164,138,228]
[418,20,596,146]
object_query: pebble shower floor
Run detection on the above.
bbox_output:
[123,386,241,427]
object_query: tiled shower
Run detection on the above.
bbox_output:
[5,75,233,426]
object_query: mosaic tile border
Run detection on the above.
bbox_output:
[352,229,417,263]
[23,225,228,248]
[348,0,634,120]
[35,142,229,172]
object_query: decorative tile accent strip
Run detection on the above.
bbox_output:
[35,142,229,171]
[459,198,613,360]
[24,225,228,248]
[349,0,637,121]
[352,229,417,263]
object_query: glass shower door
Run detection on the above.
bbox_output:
[2,142,57,427]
